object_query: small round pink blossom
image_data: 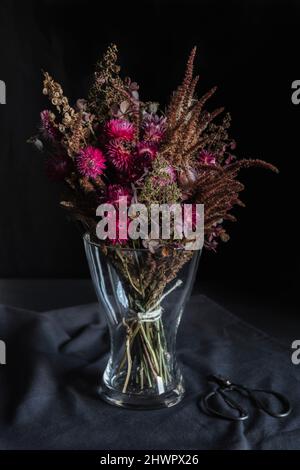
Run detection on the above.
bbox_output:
[76,146,106,179]
[105,119,135,141]
[136,141,158,159]
[199,150,216,166]
[135,141,158,169]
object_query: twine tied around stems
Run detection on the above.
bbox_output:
[129,279,183,322]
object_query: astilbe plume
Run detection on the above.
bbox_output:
[192,159,278,248]
[160,47,223,170]
[144,46,278,248]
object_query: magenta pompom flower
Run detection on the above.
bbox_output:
[76,146,106,179]
[40,110,59,140]
[142,113,166,143]
[45,154,71,181]
[105,119,135,142]
[199,150,216,166]
[107,140,133,173]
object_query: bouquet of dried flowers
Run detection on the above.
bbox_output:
[30,45,277,395]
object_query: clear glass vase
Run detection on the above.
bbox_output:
[84,233,201,409]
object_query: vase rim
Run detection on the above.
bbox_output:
[83,232,201,254]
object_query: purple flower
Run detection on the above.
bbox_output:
[142,113,167,143]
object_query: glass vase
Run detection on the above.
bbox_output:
[84,233,201,409]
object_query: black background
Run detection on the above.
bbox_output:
[0,0,298,305]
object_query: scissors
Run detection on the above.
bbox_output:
[199,374,292,421]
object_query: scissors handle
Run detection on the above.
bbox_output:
[200,375,292,421]
[201,388,249,421]
[247,388,292,418]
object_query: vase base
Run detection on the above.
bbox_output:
[98,380,185,410]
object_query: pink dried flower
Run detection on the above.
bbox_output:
[135,141,158,162]
[142,113,167,143]
[107,140,133,173]
[107,184,132,205]
[105,119,135,141]
[76,146,106,179]
[40,110,58,140]
[45,154,71,181]
[199,150,216,166]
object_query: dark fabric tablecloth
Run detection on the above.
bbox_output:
[0,295,299,450]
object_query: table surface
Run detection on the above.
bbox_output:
[0,294,299,450]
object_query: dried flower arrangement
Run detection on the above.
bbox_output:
[30,45,278,397]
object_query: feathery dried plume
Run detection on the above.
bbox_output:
[161,48,222,168]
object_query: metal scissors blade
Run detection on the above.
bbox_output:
[247,388,292,418]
